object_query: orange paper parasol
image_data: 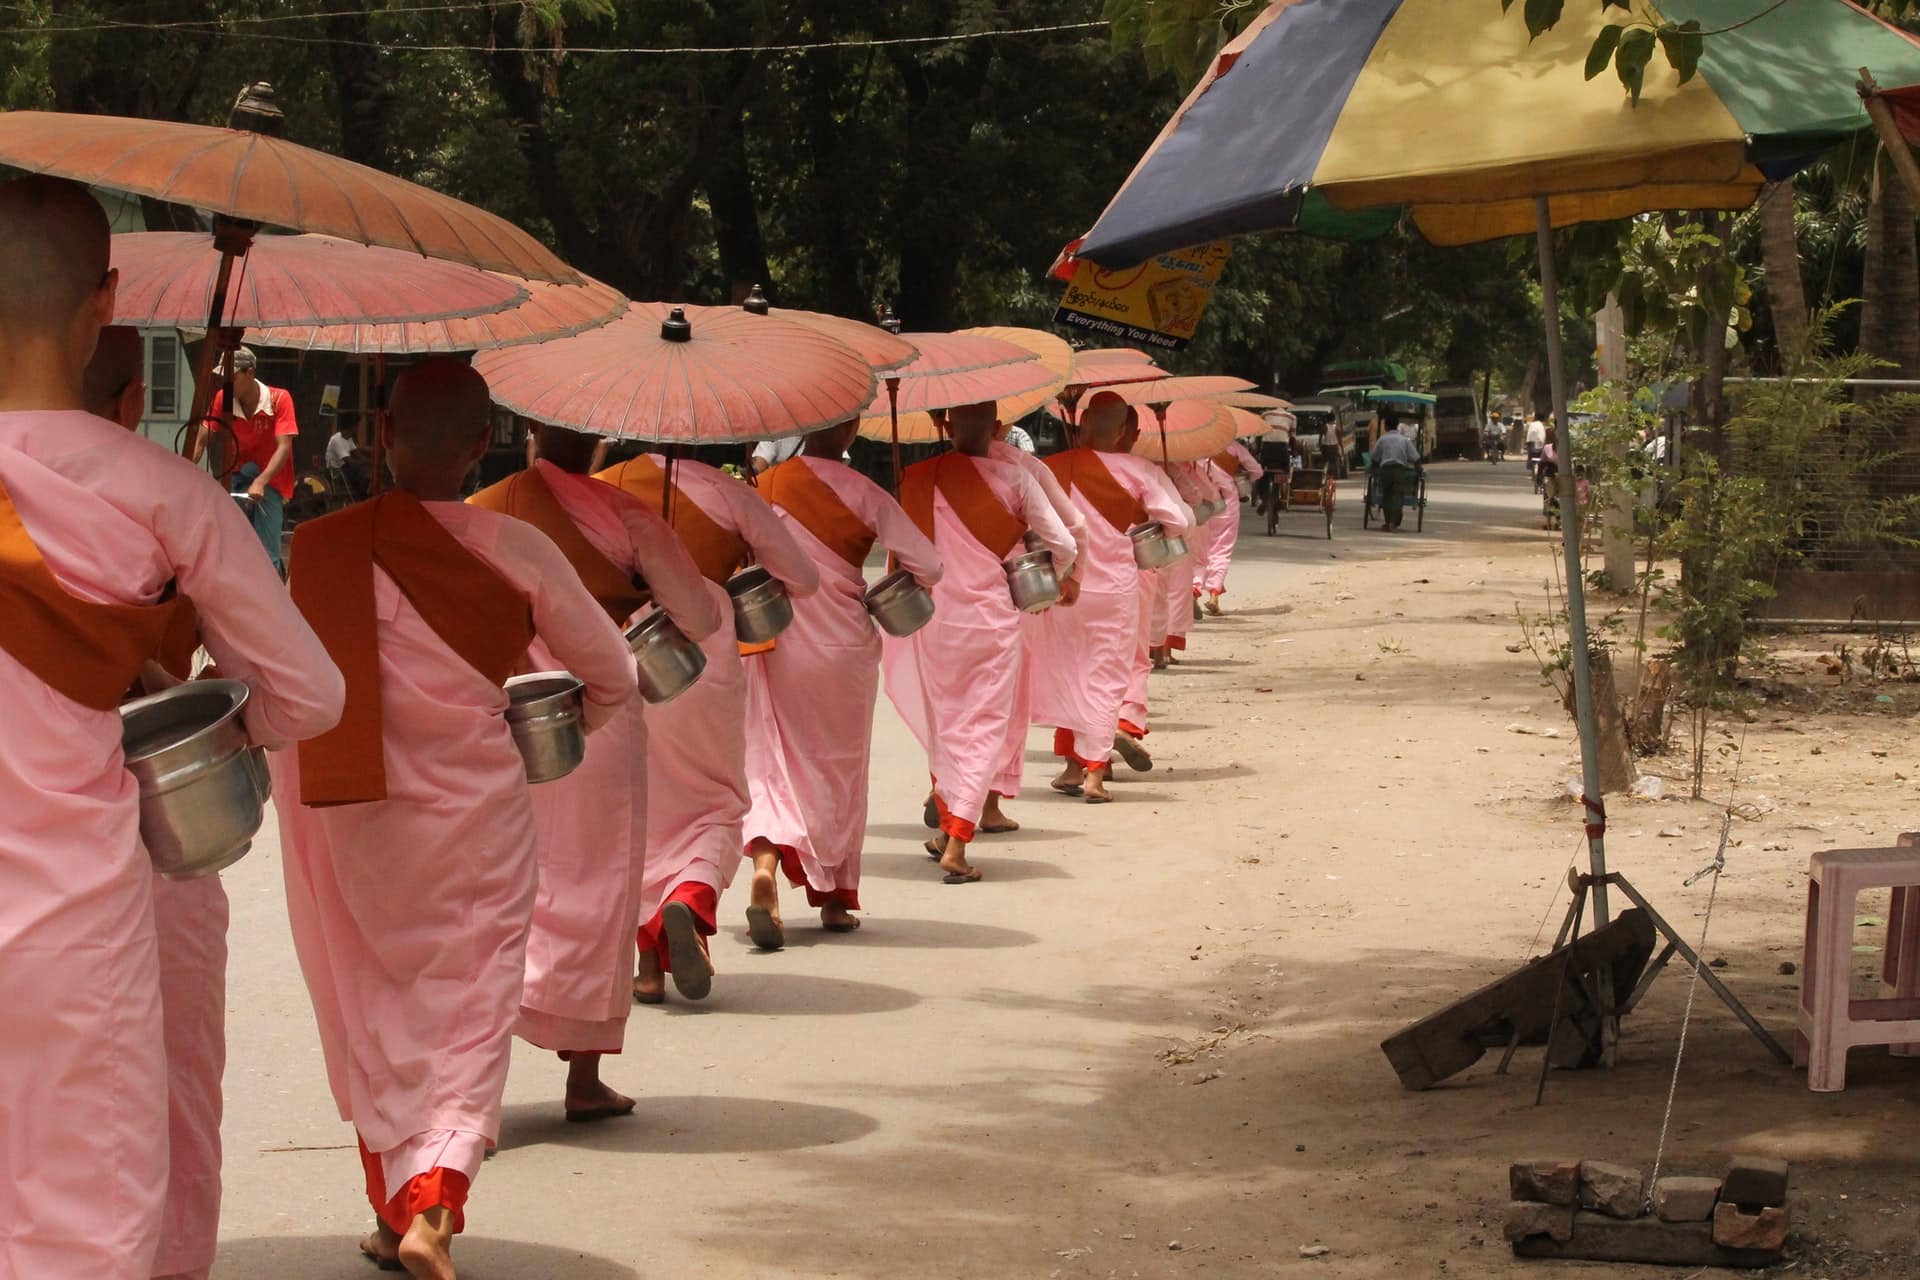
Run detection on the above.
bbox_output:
[473,302,876,443]
[1125,400,1243,463]
[855,332,1050,446]
[112,231,529,329]
[242,276,628,355]
[1103,375,1256,405]
[739,285,916,372]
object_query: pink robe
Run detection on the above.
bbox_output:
[1200,445,1261,596]
[273,503,635,1202]
[152,874,228,1280]
[1163,461,1233,649]
[0,410,342,1280]
[743,458,942,905]
[510,461,720,1055]
[634,459,819,929]
[990,440,1089,800]
[882,453,1077,836]
[1029,452,1190,763]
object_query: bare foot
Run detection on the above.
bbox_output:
[1050,761,1086,796]
[979,794,1020,833]
[397,1206,456,1280]
[1084,766,1113,804]
[564,1052,636,1122]
[360,1221,403,1271]
[924,835,946,861]
[1151,645,1168,671]
[1205,592,1223,616]
[632,951,665,1005]
[821,903,861,933]
[745,850,785,952]
[938,839,982,883]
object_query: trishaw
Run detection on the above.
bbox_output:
[1361,463,1426,531]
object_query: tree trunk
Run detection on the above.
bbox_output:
[327,4,396,171]
[1861,166,1920,459]
[1757,179,1807,366]
[703,104,771,304]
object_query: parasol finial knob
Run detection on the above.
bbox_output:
[742,284,769,315]
[879,305,903,335]
[229,82,286,137]
[661,307,693,342]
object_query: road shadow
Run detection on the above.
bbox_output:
[218,1234,642,1279]
[863,821,1077,846]
[860,850,1072,882]
[498,1095,879,1157]
[797,916,1038,950]
[641,970,920,1017]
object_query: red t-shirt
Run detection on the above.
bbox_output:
[208,381,298,499]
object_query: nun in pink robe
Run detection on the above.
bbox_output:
[743,453,942,917]
[616,456,818,996]
[273,503,636,1231]
[0,411,343,1280]
[1029,451,1190,771]
[882,452,1076,847]
[1162,460,1234,653]
[990,434,1088,805]
[1200,442,1261,601]
[511,460,720,1056]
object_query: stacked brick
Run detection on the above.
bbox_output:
[1505,1156,1789,1267]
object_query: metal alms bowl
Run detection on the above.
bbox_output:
[1129,521,1188,569]
[504,672,587,784]
[625,608,707,704]
[728,565,794,645]
[1191,498,1223,525]
[864,569,935,638]
[1005,547,1061,613]
[120,678,266,880]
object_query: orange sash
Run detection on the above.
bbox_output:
[0,471,181,710]
[289,492,535,807]
[900,453,1025,558]
[757,458,875,568]
[153,597,202,682]
[1213,449,1243,477]
[468,466,649,623]
[595,456,750,586]
[1045,448,1146,535]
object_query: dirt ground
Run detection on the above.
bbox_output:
[216,462,1919,1278]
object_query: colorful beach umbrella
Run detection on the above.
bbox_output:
[1069,0,1920,263]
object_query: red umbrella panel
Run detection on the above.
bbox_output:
[473,302,877,443]
[241,276,627,355]
[113,232,529,329]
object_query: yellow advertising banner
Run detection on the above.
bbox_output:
[1053,241,1231,351]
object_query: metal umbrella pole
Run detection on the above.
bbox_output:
[887,375,903,495]
[1536,196,1612,929]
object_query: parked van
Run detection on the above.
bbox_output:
[1432,384,1483,458]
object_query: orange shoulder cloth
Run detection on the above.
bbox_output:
[1213,449,1243,477]
[595,456,749,586]
[756,458,875,568]
[469,466,649,622]
[899,453,1025,558]
[1045,448,1146,535]
[288,492,534,807]
[0,470,182,709]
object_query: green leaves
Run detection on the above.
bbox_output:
[1657,20,1704,87]
[1584,25,1621,80]
[1524,0,1566,40]
[1616,27,1657,104]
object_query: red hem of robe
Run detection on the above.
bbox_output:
[775,844,860,910]
[359,1138,470,1237]
[636,882,718,973]
[1050,727,1108,771]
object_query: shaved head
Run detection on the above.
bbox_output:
[948,401,996,433]
[531,419,601,474]
[390,357,491,459]
[1081,391,1129,446]
[82,326,144,428]
[0,177,110,332]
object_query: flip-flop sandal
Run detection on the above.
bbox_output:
[822,917,861,934]
[632,984,665,1005]
[745,903,785,952]
[360,1239,404,1272]
[941,869,983,884]
[1111,735,1154,773]
[661,901,713,1001]
[1084,790,1114,805]
[1050,780,1084,796]
[564,1100,637,1124]
[922,798,940,830]
[924,838,946,861]
[979,821,1020,834]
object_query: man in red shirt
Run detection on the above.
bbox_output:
[191,346,298,569]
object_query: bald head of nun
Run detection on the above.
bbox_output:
[947,400,999,452]
[82,326,145,431]
[1080,391,1128,446]
[0,176,116,407]
[385,357,493,498]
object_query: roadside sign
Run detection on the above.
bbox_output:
[1053,241,1231,352]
